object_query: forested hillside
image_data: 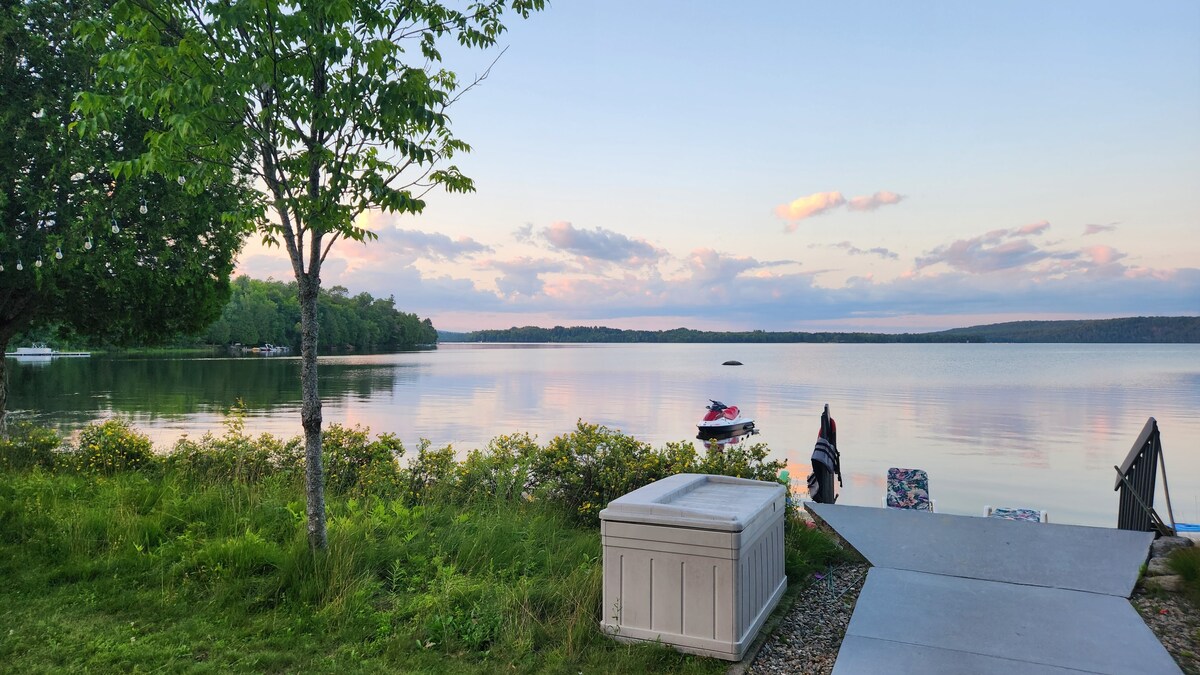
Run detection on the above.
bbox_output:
[465,316,1200,344]
[930,317,1200,343]
[203,277,437,350]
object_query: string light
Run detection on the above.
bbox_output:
[111,218,120,234]
[84,236,93,250]
[55,247,63,260]
[139,197,148,215]
[35,256,42,268]
[16,260,23,271]
[177,175,186,185]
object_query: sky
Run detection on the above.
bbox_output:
[236,0,1200,333]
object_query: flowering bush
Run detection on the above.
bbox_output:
[0,422,62,471]
[70,419,154,475]
[531,421,670,524]
[403,439,457,503]
[5,416,787,526]
[164,403,295,483]
[456,432,539,503]
[322,424,404,496]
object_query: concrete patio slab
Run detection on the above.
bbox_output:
[837,568,1181,675]
[833,635,1087,675]
[807,502,1152,597]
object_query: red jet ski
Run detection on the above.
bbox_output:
[697,400,757,440]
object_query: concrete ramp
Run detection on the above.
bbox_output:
[807,503,1150,596]
[806,503,1180,674]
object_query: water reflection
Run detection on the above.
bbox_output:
[7,343,1200,528]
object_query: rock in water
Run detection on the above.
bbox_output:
[722,360,743,366]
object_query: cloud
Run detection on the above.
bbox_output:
[1016,220,1051,236]
[236,218,1199,335]
[916,237,1055,273]
[775,191,846,228]
[1083,223,1118,236]
[513,223,534,242]
[914,222,1065,273]
[833,241,900,260]
[485,257,569,297]
[776,189,905,230]
[686,248,794,285]
[847,191,904,212]
[388,229,492,260]
[540,221,663,266]
[1082,245,1125,266]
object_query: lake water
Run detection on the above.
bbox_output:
[7,343,1200,528]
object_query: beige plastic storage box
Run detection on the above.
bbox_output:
[598,473,787,660]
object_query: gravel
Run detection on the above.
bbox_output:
[747,563,1199,675]
[1133,588,1200,675]
[748,563,869,675]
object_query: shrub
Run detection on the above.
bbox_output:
[403,439,457,504]
[0,422,62,472]
[456,433,539,503]
[696,440,785,483]
[531,421,671,525]
[68,419,154,475]
[322,424,404,497]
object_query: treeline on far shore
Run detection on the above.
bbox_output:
[449,316,1200,344]
[14,276,438,353]
[203,276,438,350]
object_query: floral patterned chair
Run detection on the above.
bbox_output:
[985,506,1048,523]
[883,467,935,511]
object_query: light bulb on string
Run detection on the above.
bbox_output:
[55,247,63,260]
[177,175,186,185]
[84,236,93,250]
[111,218,120,234]
[139,197,148,215]
[16,260,23,271]
[35,256,43,268]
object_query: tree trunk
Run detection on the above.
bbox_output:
[0,335,8,432]
[298,273,327,549]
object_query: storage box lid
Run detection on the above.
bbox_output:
[599,473,785,532]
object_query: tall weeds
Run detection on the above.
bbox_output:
[0,414,824,673]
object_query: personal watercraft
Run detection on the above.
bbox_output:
[697,399,756,440]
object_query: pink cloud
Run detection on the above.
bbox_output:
[1083,245,1125,266]
[777,189,906,230]
[847,190,904,212]
[1083,223,1118,236]
[775,191,846,229]
[1017,220,1051,236]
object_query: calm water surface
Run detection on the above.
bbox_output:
[8,343,1200,527]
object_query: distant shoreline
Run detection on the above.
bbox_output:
[441,316,1200,344]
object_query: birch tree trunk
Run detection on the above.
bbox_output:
[298,273,327,550]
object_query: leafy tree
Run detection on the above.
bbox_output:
[77,0,545,548]
[0,0,252,426]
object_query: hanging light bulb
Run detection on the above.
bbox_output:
[139,197,148,215]
[0,262,4,272]
[84,236,93,250]
[55,247,63,260]
[177,175,186,185]
[16,260,23,271]
[111,218,120,234]
[35,256,43,268]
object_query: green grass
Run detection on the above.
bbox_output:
[0,470,839,673]
[1168,547,1200,606]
